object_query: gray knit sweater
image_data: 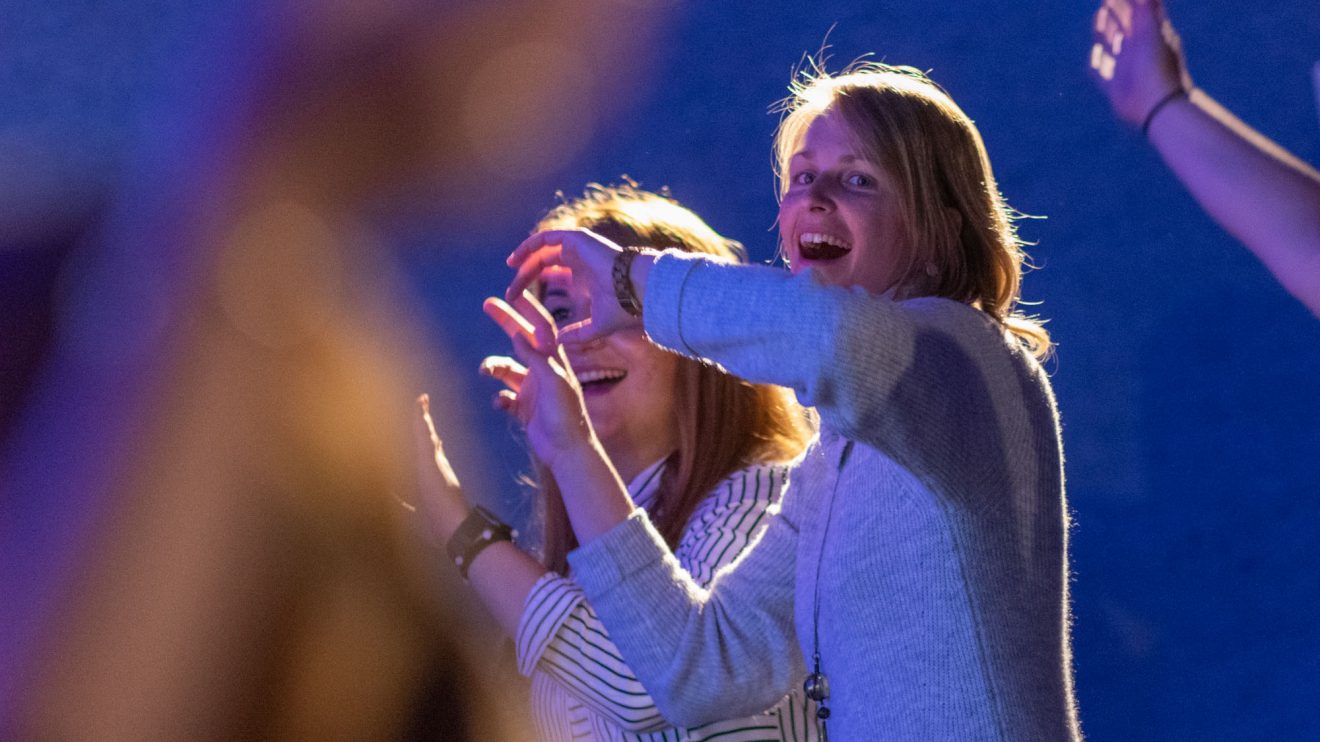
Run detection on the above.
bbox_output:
[568,253,1081,741]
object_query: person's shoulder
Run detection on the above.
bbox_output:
[896,296,1026,352]
[896,295,998,330]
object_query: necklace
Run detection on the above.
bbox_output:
[804,439,854,741]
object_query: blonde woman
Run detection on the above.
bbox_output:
[501,64,1080,740]
[416,185,820,740]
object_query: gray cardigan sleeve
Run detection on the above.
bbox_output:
[567,492,806,725]
[644,252,1047,500]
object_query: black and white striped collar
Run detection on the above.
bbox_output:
[626,456,670,513]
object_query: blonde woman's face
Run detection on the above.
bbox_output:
[539,266,679,472]
[779,108,909,295]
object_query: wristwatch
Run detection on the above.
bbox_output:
[612,246,645,317]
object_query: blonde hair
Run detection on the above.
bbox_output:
[532,184,814,574]
[774,62,1051,358]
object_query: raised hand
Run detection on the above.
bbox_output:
[481,290,597,473]
[412,393,471,545]
[505,229,645,345]
[1089,0,1191,129]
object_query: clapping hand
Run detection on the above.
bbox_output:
[411,393,470,545]
[481,290,597,474]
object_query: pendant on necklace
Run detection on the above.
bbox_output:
[804,656,831,722]
[803,670,830,705]
[804,663,831,740]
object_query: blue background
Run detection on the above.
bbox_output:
[4,1,1318,738]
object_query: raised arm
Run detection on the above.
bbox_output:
[1091,0,1320,317]
[410,290,633,637]
[508,231,1037,492]
[641,253,1042,497]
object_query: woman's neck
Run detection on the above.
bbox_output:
[604,443,674,486]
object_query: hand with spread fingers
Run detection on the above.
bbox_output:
[1088,0,1320,316]
[505,228,652,346]
[1089,0,1191,129]
[481,290,597,474]
[411,393,471,545]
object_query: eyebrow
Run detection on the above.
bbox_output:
[790,150,866,165]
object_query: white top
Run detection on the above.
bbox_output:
[516,459,820,741]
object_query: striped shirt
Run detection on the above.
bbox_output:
[516,460,820,742]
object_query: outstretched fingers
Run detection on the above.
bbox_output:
[480,355,527,393]
[505,230,575,302]
[506,247,563,303]
[507,229,577,268]
[413,393,438,469]
[414,393,460,488]
[494,389,519,417]
[484,293,560,354]
[484,296,539,349]
[509,290,560,352]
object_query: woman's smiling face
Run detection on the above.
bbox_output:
[539,266,679,472]
[778,107,910,295]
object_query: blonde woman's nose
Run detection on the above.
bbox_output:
[807,177,836,211]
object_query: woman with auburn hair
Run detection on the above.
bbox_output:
[498,64,1080,740]
[414,184,820,740]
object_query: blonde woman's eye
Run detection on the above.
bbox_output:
[793,171,815,185]
[847,173,873,187]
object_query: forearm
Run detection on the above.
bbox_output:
[568,510,803,725]
[643,254,847,394]
[1149,90,1320,312]
[548,437,636,547]
[520,465,790,730]
[645,254,1000,446]
[463,542,549,638]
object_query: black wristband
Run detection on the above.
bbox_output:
[1142,88,1187,137]
[445,506,515,580]
[612,247,644,317]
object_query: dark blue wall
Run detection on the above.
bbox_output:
[417,5,1320,739]
[5,1,1318,738]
